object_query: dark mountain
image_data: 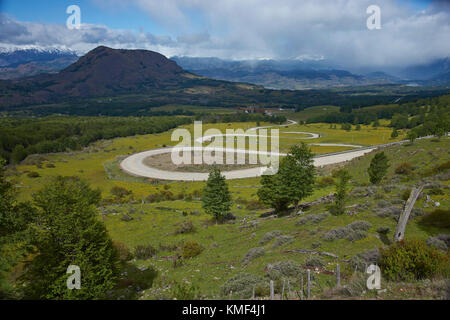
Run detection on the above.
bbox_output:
[0,46,206,106]
[171,56,398,89]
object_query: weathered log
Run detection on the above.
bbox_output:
[283,249,339,258]
[394,184,424,242]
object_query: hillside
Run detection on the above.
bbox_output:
[8,120,449,299]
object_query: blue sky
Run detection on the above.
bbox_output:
[0,0,447,68]
[1,0,432,36]
[2,0,169,34]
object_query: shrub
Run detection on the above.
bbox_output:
[27,171,40,178]
[180,241,203,259]
[134,244,157,260]
[170,282,199,300]
[419,209,450,229]
[375,206,403,219]
[426,236,448,251]
[113,241,133,262]
[376,226,390,235]
[266,260,305,281]
[175,220,196,234]
[305,256,325,268]
[395,162,413,175]
[242,247,265,265]
[120,213,133,222]
[379,239,449,281]
[259,231,282,245]
[427,188,444,196]
[349,249,381,272]
[272,235,294,248]
[220,273,267,299]
[296,213,329,225]
[431,161,450,175]
[111,186,133,199]
[322,221,371,242]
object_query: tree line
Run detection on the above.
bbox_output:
[0,116,191,164]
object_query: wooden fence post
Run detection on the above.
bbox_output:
[307,269,311,299]
[336,264,341,288]
[300,277,304,300]
[270,280,274,300]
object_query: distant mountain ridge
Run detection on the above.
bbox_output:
[171,56,400,89]
[0,48,79,80]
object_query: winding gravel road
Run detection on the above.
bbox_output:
[120,120,429,181]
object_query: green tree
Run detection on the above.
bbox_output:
[20,176,121,299]
[257,173,290,212]
[202,167,232,221]
[368,152,389,185]
[329,169,352,215]
[0,159,34,299]
[391,129,399,138]
[258,144,315,213]
[278,144,315,210]
[355,124,361,131]
[407,130,418,144]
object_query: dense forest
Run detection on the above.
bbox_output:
[307,94,450,138]
[0,116,191,164]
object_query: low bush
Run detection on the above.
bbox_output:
[111,186,133,199]
[429,160,450,175]
[134,244,157,260]
[180,241,203,259]
[322,221,371,242]
[395,162,413,175]
[120,213,133,222]
[259,231,282,245]
[427,188,444,196]
[376,226,390,235]
[379,239,449,281]
[175,220,196,234]
[426,236,448,251]
[305,256,325,268]
[27,171,40,178]
[242,247,265,265]
[266,260,305,281]
[349,249,381,272]
[419,209,450,229]
[113,241,133,262]
[296,213,329,226]
[272,235,294,248]
[170,282,199,300]
[220,273,267,299]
